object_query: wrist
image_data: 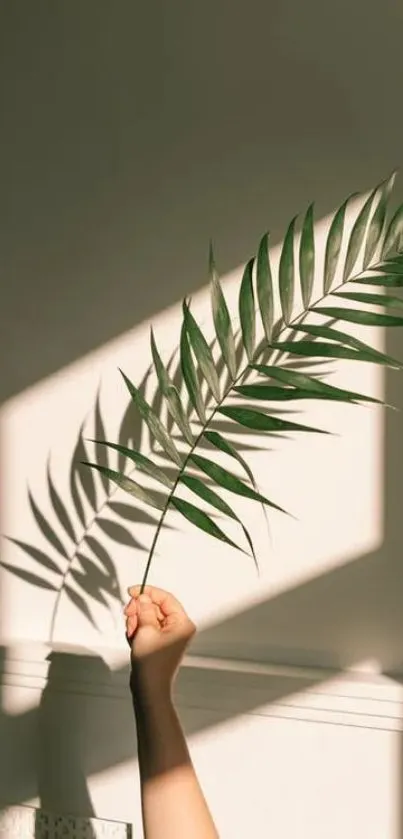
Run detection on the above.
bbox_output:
[130,670,173,711]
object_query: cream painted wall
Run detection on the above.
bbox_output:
[1,1,403,836]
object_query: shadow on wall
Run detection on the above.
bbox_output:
[35,652,99,836]
[2,0,403,402]
[35,652,105,839]
[0,648,135,821]
[1,324,339,635]
[1,323,403,827]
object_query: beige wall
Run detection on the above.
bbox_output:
[1,1,403,837]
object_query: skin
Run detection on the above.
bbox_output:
[125,585,219,839]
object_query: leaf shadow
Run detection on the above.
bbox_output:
[107,501,177,529]
[3,305,339,633]
[95,517,147,551]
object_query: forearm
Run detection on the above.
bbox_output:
[133,688,219,839]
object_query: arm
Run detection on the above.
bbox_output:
[125,586,219,839]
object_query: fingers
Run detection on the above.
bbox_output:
[124,594,164,623]
[126,612,138,639]
[127,585,186,617]
[125,596,159,635]
[136,593,160,630]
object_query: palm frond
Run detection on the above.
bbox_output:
[82,169,403,593]
[6,169,403,626]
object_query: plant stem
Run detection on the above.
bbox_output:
[140,254,387,586]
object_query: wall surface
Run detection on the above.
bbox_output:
[1,644,403,839]
[1,1,403,836]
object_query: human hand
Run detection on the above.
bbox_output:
[124,585,196,702]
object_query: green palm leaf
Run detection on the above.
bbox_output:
[150,328,194,444]
[204,429,256,485]
[183,301,221,402]
[364,173,396,267]
[89,440,174,488]
[335,291,403,310]
[239,258,256,362]
[291,323,403,366]
[179,473,258,570]
[256,232,274,341]
[210,242,237,379]
[82,463,165,511]
[170,496,244,553]
[368,255,403,271]
[180,319,206,424]
[249,364,381,404]
[353,273,403,287]
[204,427,271,542]
[324,194,357,294]
[343,190,376,281]
[279,216,296,324]
[120,369,182,466]
[300,203,315,308]
[383,205,403,257]
[314,306,403,327]
[191,452,286,512]
[234,382,380,405]
[371,264,403,275]
[269,340,402,367]
[218,405,328,435]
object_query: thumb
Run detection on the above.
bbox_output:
[137,594,159,629]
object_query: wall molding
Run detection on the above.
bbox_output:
[1,643,403,731]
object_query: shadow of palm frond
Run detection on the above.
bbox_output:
[1,328,336,636]
[1,371,154,638]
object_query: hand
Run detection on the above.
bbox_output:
[124,585,196,702]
